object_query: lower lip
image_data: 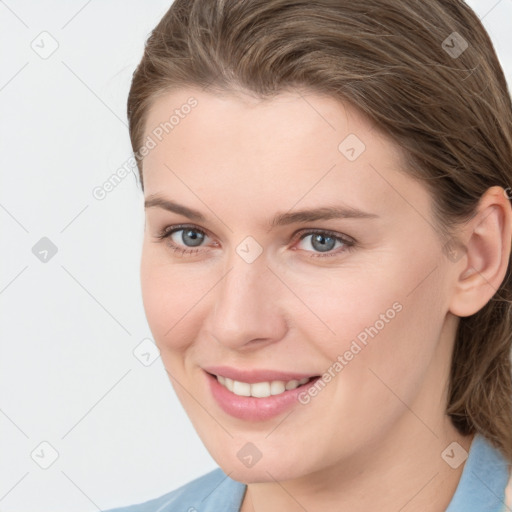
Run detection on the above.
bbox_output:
[206,372,319,422]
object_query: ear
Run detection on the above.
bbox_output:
[448,186,512,318]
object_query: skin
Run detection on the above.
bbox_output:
[139,87,512,512]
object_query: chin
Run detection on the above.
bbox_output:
[227,464,301,484]
[212,450,310,484]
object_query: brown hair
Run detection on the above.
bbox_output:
[127,0,512,461]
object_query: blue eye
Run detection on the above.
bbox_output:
[301,233,337,252]
[172,228,205,247]
[296,230,354,256]
[156,225,210,256]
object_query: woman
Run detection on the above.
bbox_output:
[105,0,512,510]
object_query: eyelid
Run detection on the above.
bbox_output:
[294,227,354,244]
[156,223,210,241]
[292,228,356,257]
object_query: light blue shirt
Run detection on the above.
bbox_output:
[103,434,510,511]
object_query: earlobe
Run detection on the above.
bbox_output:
[448,186,512,318]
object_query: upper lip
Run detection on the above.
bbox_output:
[203,365,318,383]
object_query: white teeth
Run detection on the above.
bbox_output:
[251,382,270,398]
[216,375,312,398]
[232,380,251,396]
[270,381,286,395]
[285,379,299,390]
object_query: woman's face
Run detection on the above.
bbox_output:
[140,87,460,483]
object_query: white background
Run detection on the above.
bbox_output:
[1,1,511,510]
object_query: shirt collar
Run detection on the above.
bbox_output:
[446,433,510,511]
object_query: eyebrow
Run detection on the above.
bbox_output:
[144,194,379,227]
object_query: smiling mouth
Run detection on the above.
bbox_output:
[211,373,317,398]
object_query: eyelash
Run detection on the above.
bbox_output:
[154,224,356,258]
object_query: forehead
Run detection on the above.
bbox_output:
[144,87,370,148]
[141,87,432,225]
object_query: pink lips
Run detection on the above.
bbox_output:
[203,365,315,383]
[204,366,320,422]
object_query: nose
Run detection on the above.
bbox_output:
[204,254,288,351]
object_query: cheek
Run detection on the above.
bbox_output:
[295,251,446,390]
[284,262,404,353]
[325,266,447,418]
[140,243,209,352]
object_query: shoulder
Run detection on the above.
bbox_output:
[102,467,246,512]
